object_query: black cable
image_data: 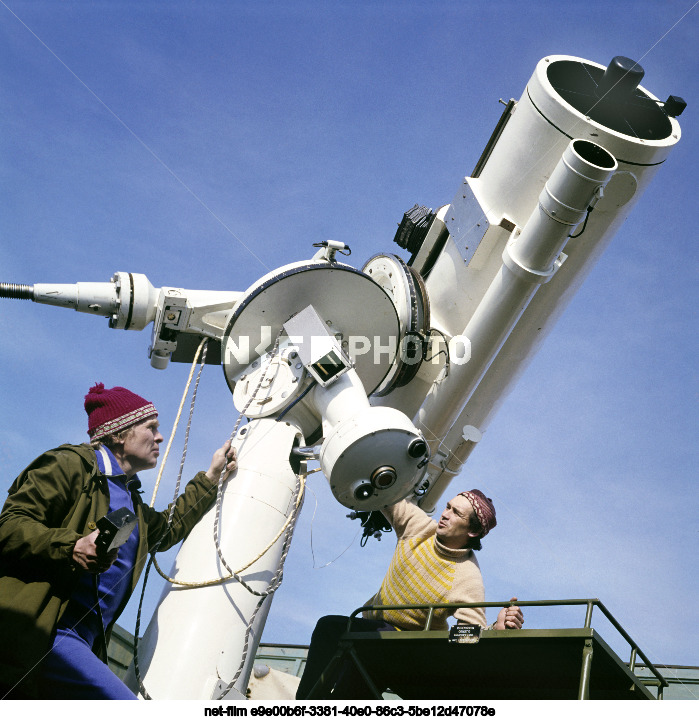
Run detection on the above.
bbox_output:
[569,207,594,239]
[423,328,451,377]
[275,378,317,421]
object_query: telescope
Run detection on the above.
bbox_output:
[0,54,684,698]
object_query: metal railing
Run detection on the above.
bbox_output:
[348,598,668,699]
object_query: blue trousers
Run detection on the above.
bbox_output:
[40,605,137,700]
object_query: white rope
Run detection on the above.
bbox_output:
[212,330,285,579]
[133,338,210,699]
[214,469,305,699]
[149,337,209,507]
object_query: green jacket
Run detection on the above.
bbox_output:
[0,443,218,697]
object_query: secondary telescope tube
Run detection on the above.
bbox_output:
[415,139,617,450]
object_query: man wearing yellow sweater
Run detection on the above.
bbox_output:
[296,490,523,699]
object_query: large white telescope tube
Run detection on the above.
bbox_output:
[410,55,682,509]
[416,139,617,448]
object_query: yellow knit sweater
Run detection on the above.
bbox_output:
[363,500,487,631]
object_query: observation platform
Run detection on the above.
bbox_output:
[301,599,668,701]
[109,598,684,700]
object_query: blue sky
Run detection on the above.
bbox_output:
[1,0,697,690]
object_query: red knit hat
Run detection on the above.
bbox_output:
[85,383,157,440]
[459,490,497,537]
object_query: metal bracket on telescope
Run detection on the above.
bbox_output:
[503,241,568,285]
[291,445,322,460]
[347,509,394,546]
[283,305,353,388]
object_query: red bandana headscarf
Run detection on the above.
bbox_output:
[459,489,497,537]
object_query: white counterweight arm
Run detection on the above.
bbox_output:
[0,271,241,368]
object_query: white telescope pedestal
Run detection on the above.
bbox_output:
[125,417,303,700]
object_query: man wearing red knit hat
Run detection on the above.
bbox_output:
[0,383,237,700]
[297,491,523,699]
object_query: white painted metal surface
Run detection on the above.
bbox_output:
[221,260,400,396]
[384,56,682,510]
[416,139,617,453]
[125,418,303,699]
[310,368,428,510]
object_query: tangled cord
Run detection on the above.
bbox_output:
[151,329,300,587]
[152,476,305,589]
[132,331,307,698]
[212,330,284,580]
[214,469,305,700]
[423,328,451,377]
